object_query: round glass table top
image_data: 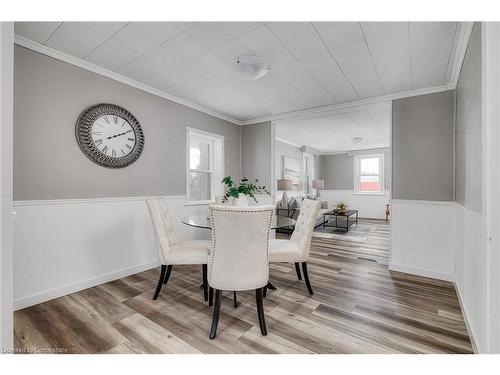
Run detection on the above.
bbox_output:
[181,214,296,230]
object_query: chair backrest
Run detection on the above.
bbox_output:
[290,199,321,260]
[208,205,274,291]
[145,198,178,264]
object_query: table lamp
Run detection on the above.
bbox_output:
[312,179,324,199]
[277,179,293,209]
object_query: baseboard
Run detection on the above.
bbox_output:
[454,281,480,353]
[388,262,454,282]
[14,260,159,311]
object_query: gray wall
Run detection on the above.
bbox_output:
[275,140,303,188]
[241,121,271,189]
[13,46,241,200]
[321,150,391,190]
[321,153,354,190]
[392,90,455,201]
[455,23,482,213]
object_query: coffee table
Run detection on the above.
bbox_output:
[323,209,359,232]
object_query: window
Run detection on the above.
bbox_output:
[354,153,384,194]
[186,128,224,205]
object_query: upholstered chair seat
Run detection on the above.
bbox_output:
[269,199,320,295]
[167,240,210,265]
[207,204,274,339]
[146,198,210,301]
[268,239,301,263]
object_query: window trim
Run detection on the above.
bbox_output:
[353,153,385,195]
[185,127,225,205]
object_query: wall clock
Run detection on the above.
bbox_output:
[75,103,145,168]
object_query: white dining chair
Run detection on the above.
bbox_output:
[146,198,210,301]
[207,204,274,339]
[269,199,321,295]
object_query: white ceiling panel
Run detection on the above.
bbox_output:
[15,22,61,43]
[158,33,207,63]
[128,22,183,44]
[284,32,328,59]
[46,22,127,59]
[84,25,159,70]
[184,23,234,49]
[317,22,364,49]
[15,21,464,122]
[218,22,262,38]
[238,25,282,52]
[266,22,316,42]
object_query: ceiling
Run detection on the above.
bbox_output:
[15,22,461,123]
[275,104,391,153]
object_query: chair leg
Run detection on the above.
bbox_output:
[233,291,238,308]
[302,262,313,295]
[266,281,277,290]
[209,289,222,339]
[295,262,302,280]
[263,285,267,298]
[153,265,167,300]
[255,288,267,336]
[209,287,214,306]
[163,265,173,285]
[202,265,208,302]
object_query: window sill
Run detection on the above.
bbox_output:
[353,192,386,196]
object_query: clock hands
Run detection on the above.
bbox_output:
[106,129,133,140]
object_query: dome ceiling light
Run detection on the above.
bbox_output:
[236,56,269,81]
[351,137,363,143]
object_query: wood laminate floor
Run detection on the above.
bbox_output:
[14,219,473,354]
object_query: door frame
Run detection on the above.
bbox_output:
[0,21,14,352]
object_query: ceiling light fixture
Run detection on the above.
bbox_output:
[352,137,363,143]
[236,56,269,81]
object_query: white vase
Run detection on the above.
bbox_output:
[232,195,249,207]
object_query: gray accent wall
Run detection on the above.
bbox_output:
[241,121,271,189]
[321,150,391,190]
[392,90,455,201]
[13,46,241,200]
[455,23,482,213]
[321,153,354,190]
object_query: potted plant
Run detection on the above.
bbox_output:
[335,202,348,214]
[222,176,270,206]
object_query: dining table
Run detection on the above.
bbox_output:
[181,212,296,294]
[181,213,296,231]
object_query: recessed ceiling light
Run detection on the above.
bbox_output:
[352,137,363,143]
[236,56,269,81]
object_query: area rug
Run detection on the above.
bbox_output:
[312,222,376,242]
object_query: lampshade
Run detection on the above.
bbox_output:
[277,179,293,191]
[312,180,324,189]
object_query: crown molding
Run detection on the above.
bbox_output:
[321,146,390,156]
[448,22,475,89]
[14,35,243,126]
[241,84,451,125]
[274,137,302,148]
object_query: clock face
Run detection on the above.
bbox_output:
[91,115,136,158]
[76,104,144,168]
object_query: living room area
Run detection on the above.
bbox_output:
[272,102,391,264]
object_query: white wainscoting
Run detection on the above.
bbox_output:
[13,196,210,310]
[318,190,390,219]
[454,203,485,353]
[389,199,456,281]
